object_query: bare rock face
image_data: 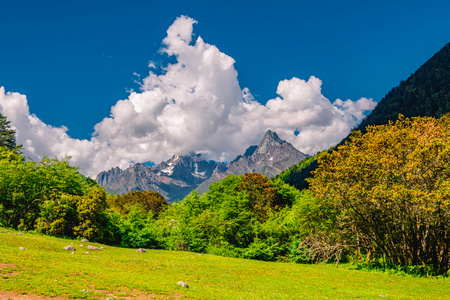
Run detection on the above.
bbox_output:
[63,245,76,251]
[196,130,308,194]
[96,156,217,202]
[227,130,308,178]
[96,130,308,202]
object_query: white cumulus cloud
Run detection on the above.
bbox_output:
[0,15,377,177]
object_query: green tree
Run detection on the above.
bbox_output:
[74,187,108,241]
[155,175,254,254]
[0,147,30,228]
[108,206,158,249]
[309,114,450,274]
[108,190,168,217]
[0,113,19,150]
[237,173,292,222]
[35,193,78,237]
[154,174,306,261]
[0,150,95,230]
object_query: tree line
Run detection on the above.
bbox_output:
[1,112,449,275]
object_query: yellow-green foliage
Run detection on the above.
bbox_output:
[310,114,450,274]
[35,193,78,237]
[108,190,169,217]
[74,188,108,241]
[35,188,109,242]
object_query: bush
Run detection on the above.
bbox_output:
[35,193,78,237]
[73,188,109,241]
[0,147,94,230]
[109,206,158,249]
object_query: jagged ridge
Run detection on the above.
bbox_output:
[96,130,308,202]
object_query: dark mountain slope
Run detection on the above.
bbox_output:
[357,42,450,131]
[282,42,450,190]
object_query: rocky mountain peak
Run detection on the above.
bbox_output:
[257,130,284,154]
[96,166,123,187]
[96,130,308,202]
[217,130,307,179]
[263,129,282,142]
[243,145,258,157]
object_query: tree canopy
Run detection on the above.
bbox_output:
[154,173,309,261]
[0,147,99,231]
[309,114,450,274]
[108,190,169,217]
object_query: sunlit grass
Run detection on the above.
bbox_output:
[0,227,448,299]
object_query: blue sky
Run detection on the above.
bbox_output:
[1,0,449,176]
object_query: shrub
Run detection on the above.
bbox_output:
[109,206,157,248]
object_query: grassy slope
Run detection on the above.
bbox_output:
[0,228,448,300]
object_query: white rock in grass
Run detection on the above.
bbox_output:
[136,248,147,253]
[63,245,76,251]
[19,247,25,250]
[87,245,102,251]
[177,281,189,288]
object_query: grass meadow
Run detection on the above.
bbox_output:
[0,227,448,299]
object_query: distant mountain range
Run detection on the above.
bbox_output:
[96,130,308,202]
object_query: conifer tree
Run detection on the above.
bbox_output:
[0,113,18,150]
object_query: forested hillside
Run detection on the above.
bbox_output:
[276,153,321,190]
[357,42,450,130]
[282,42,450,188]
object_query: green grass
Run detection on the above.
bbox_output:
[0,227,448,299]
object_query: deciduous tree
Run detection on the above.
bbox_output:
[310,114,450,274]
[108,190,168,217]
